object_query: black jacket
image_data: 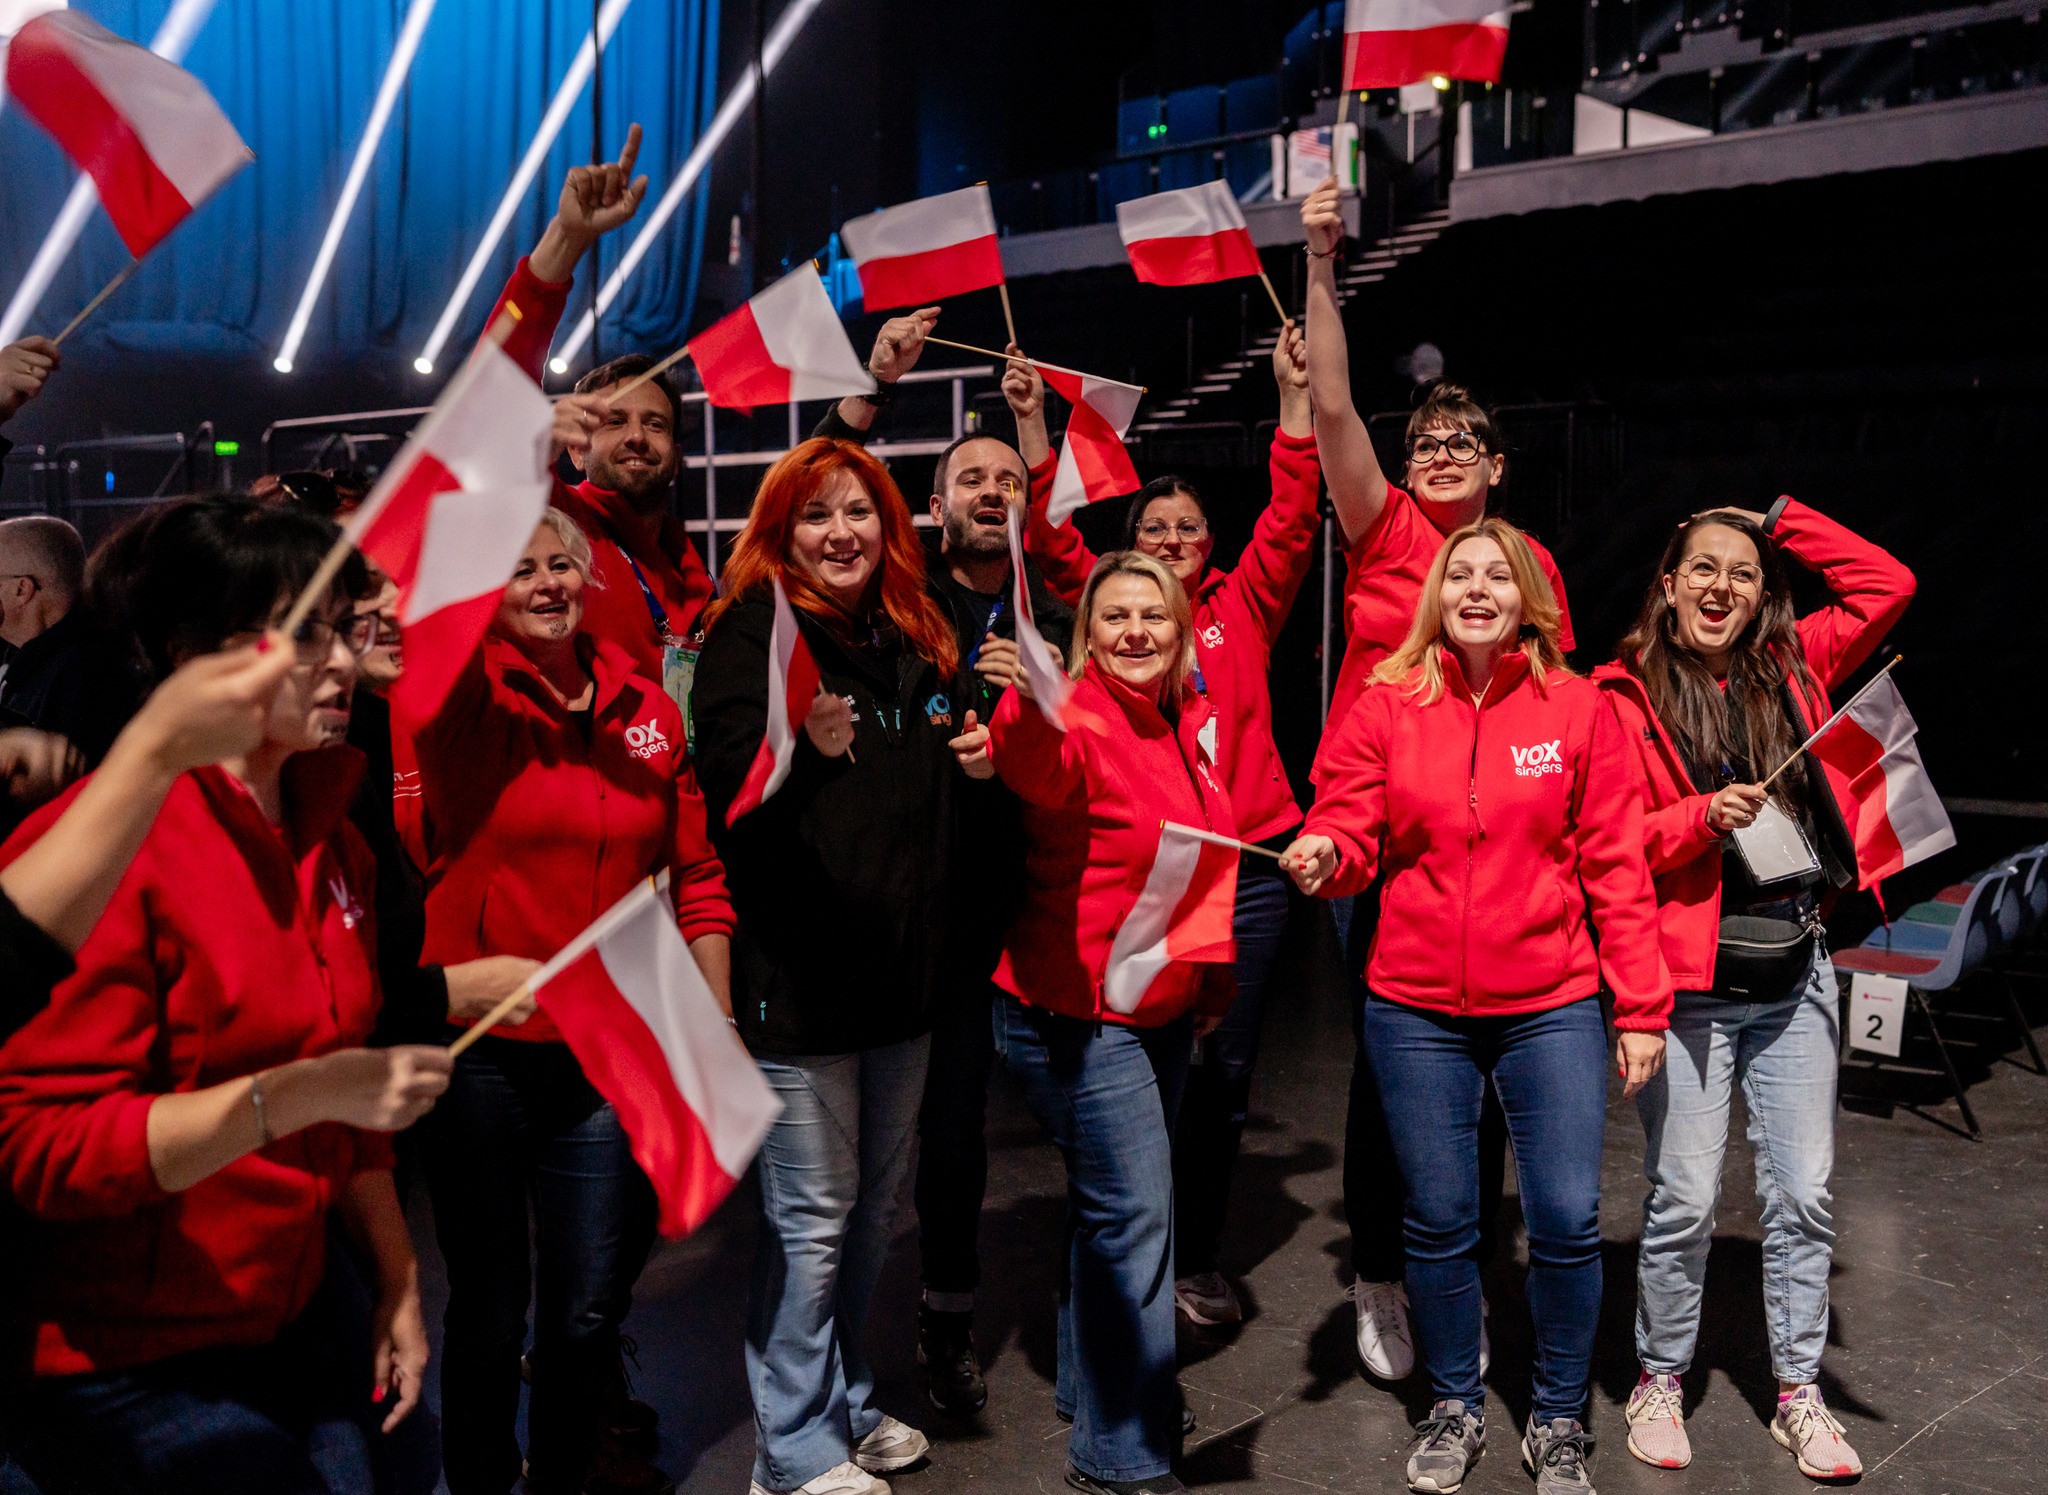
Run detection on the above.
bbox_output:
[693,594,959,1055]
[346,691,451,1044]
[0,612,145,767]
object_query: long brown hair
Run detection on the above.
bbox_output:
[703,438,958,678]
[1373,517,1571,705]
[1618,509,1814,802]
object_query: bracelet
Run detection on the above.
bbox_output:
[859,380,896,408]
[249,1072,275,1147]
[1305,243,1342,260]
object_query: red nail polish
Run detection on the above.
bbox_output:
[371,1385,386,1403]
[255,636,273,654]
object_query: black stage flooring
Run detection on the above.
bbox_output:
[411,910,2048,1494]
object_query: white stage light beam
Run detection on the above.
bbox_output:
[412,0,636,375]
[550,0,829,370]
[273,0,439,374]
[0,0,221,345]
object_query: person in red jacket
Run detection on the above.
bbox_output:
[987,551,1237,1495]
[1010,328,1318,1328]
[1595,500,1911,1482]
[0,498,453,1494]
[486,125,716,686]
[398,508,734,1495]
[1284,517,1670,1495]
[1299,176,1581,1383]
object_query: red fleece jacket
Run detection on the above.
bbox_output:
[0,753,391,1377]
[396,633,733,1043]
[1026,428,1322,844]
[989,663,1239,1026]
[1306,652,1671,1030]
[1594,498,1916,988]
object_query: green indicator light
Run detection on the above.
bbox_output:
[213,440,240,456]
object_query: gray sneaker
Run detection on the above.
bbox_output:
[1405,1400,1484,1493]
[1521,1416,1596,1494]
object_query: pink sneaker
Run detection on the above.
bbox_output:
[1624,1372,1691,1469]
[1771,1386,1863,1480]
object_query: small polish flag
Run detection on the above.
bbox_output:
[1005,505,1072,730]
[1341,0,1512,90]
[4,9,252,257]
[725,576,823,826]
[1116,181,1262,287]
[531,873,781,1237]
[347,335,553,720]
[1807,672,1955,888]
[839,184,1005,311]
[690,262,874,412]
[1037,364,1144,525]
[1102,822,1239,1015]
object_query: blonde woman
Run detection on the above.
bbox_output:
[984,551,1236,1495]
[1282,518,1670,1495]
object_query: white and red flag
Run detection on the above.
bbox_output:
[4,9,252,257]
[1037,364,1144,525]
[1341,0,1512,90]
[1806,672,1955,888]
[1004,505,1072,730]
[689,262,874,412]
[531,873,781,1238]
[1116,181,1261,287]
[1102,822,1239,1014]
[346,334,553,720]
[724,576,823,826]
[839,184,1005,310]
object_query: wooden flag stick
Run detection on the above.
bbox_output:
[606,341,691,403]
[1757,654,1903,791]
[996,280,1019,348]
[1257,267,1291,325]
[923,335,1147,392]
[447,986,536,1057]
[52,261,139,347]
[276,305,525,639]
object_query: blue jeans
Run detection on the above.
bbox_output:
[420,1038,657,1494]
[747,1036,930,1492]
[995,996,1190,1484]
[1172,864,1291,1276]
[0,1264,387,1495]
[1636,950,1840,1384]
[1364,995,1608,1422]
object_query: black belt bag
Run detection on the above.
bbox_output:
[1709,913,1818,1003]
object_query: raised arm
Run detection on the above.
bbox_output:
[821,308,940,438]
[987,685,1086,808]
[1220,324,1322,646]
[1013,351,1096,606]
[1302,178,1390,546]
[1765,498,1916,689]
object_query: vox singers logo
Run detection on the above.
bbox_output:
[624,718,672,761]
[1511,739,1563,777]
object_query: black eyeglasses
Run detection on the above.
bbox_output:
[1407,432,1485,465]
[290,613,377,662]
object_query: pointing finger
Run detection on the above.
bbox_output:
[617,121,643,177]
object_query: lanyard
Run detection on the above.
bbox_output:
[964,592,1007,669]
[593,514,675,643]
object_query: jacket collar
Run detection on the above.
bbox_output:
[485,630,648,721]
[194,746,365,861]
[1439,646,1532,706]
[1189,566,1226,606]
[1081,658,1212,747]
[574,480,688,560]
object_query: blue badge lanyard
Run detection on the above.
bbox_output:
[595,515,677,644]
[964,592,1007,669]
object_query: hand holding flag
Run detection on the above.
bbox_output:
[1005,506,1073,728]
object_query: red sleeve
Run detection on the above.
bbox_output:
[1574,698,1672,1030]
[1642,795,1723,876]
[1772,498,1915,690]
[988,686,1085,807]
[390,641,499,870]
[668,530,718,638]
[1218,428,1322,648]
[1302,687,1391,898]
[0,849,169,1220]
[1024,452,1096,608]
[1535,548,1577,653]
[352,1133,396,1175]
[488,257,574,381]
[669,758,735,944]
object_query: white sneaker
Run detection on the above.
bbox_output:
[1348,1278,1415,1380]
[852,1414,930,1474]
[749,1462,890,1495]
[1479,1296,1492,1378]
[1174,1271,1244,1325]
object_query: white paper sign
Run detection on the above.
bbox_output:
[1848,973,1908,1057]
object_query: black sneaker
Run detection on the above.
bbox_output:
[604,1335,659,1459]
[916,1304,988,1416]
[1064,1467,1186,1495]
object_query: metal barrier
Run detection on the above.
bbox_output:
[2,429,224,545]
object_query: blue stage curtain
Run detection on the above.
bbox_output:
[0,0,718,368]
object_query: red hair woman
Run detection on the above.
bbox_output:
[692,439,979,1495]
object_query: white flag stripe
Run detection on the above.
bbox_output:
[47,10,248,204]
[749,263,875,403]
[840,184,996,262]
[1115,180,1247,245]
[529,872,671,995]
[760,577,803,801]
[1344,0,1512,31]
[592,889,782,1179]
[1102,826,1210,1014]
[1879,748,1956,866]
[1005,506,1071,727]
[1162,821,1244,854]
[1838,673,1916,752]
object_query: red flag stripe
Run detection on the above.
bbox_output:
[852,236,1006,310]
[690,303,793,411]
[1342,21,1509,88]
[353,450,461,602]
[388,593,500,725]
[1125,228,1262,287]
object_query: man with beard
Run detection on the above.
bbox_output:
[816,329,1072,1418]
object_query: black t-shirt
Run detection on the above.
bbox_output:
[1685,676,1823,915]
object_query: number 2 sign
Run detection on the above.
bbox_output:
[1848,974,1909,1058]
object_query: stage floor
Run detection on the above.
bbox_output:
[411,912,2048,1494]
